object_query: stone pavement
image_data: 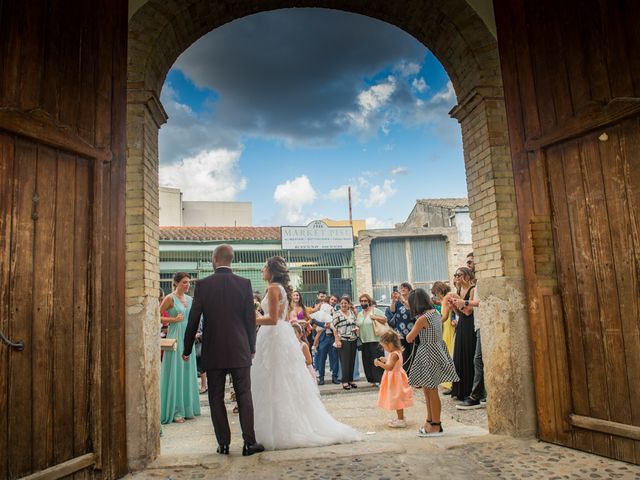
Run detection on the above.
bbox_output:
[125,384,640,479]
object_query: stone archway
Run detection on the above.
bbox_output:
[125,0,536,468]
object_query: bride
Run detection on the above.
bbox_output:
[253,256,361,450]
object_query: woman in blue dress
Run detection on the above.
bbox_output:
[159,272,201,424]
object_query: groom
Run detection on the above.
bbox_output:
[183,244,264,456]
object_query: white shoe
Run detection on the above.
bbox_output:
[387,419,407,428]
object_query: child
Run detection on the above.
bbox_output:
[292,322,317,385]
[374,330,414,428]
[406,288,459,437]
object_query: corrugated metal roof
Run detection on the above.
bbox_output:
[160,226,281,241]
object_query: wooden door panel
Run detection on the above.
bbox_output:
[0,0,127,477]
[0,133,14,480]
[495,0,640,463]
[0,138,95,479]
[32,145,58,472]
[8,140,37,478]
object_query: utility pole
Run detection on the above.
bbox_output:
[348,186,353,226]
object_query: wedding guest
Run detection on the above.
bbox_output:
[292,322,317,385]
[159,272,201,424]
[290,290,313,342]
[406,288,458,437]
[375,330,414,428]
[333,296,359,390]
[431,281,454,394]
[195,316,207,394]
[449,267,476,402]
[311,293,340,385]
[356,294,386,386]
[386,282,416,374]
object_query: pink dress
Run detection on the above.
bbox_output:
[377,351,414,410]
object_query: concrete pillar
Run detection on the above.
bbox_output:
[451,86,537,437]
[125,88,167,468]
[354,236,373,297]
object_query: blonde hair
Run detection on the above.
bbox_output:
[379,330,402,351]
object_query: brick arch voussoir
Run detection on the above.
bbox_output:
[128,0,500,102]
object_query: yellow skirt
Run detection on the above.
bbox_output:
[441,318,455,390]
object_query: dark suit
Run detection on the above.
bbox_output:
[184,266,257,446]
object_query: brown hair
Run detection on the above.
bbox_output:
[379,330,402,351]
[172,272,190,287]
[455,266,475,286]
[358,293,374,304]
[291,322,309,346]
[400,282,413,291]
[431,281,451,297]
[265,256,293,307]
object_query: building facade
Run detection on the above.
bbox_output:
[159,186,252,227]
[355,198,472,301]
[160,224,356,305]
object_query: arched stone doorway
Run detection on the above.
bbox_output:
[125,0,535,468]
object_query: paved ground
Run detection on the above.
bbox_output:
[125,384,640,479]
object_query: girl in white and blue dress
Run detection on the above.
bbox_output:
[406,288,458,437]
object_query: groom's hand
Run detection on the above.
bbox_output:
[182,354,189,361]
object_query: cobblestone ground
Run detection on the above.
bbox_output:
[126,384,640,480]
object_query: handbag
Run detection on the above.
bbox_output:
[160,338,177,351]
[372,315,391,337]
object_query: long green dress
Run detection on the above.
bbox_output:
[160,293,201,424]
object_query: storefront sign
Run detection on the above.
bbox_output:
[281,221,354,250]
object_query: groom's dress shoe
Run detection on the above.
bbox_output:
[242,442,265,456]
[217,445,229,455]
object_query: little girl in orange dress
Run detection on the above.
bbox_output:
[374,330,414,428]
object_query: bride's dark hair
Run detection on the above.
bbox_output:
[265,256,293,307]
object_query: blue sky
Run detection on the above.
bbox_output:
[158,8,466,228]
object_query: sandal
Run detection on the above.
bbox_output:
[349,383,358,388]
[174,417,186,424]
[233,406,239,414]
[342,384,351,390]
[417,421,444,437]
[199,387,208,394]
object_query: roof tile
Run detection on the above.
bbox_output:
[160,226,281,241]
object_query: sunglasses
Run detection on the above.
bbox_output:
[454,273,462,277]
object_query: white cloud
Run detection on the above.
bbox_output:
[365,179,397,207]
[382,144,395,152]
[430,80,455,104]
[327,185,350,201]
[343,76,397,135]
[366,217,393,229]
[273,175,317,223]
[159,149,247,200]
[390,166,408,175]
[411,77,428,93]
[395,61,421,77]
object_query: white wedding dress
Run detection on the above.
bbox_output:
[252,284,361,450]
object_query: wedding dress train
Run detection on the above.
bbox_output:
[252,284,361,450]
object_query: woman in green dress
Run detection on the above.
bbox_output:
[159,272,201,424]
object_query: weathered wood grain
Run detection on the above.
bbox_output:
[31,146,58,472]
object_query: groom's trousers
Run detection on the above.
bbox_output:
[207,367,256,446]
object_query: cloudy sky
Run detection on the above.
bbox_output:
[159,8,466,228]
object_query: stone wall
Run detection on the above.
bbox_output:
[125,89,167,468]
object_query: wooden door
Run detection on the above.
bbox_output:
[495,0,640,463]
[0,1,128,478]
